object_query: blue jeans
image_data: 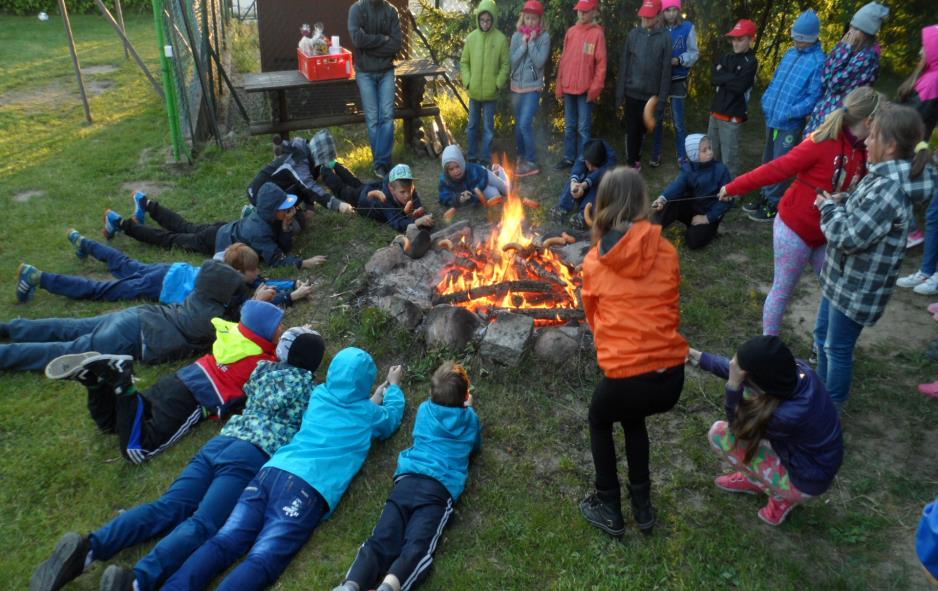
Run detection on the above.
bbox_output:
[41,240,169,302]
[558,184,598,213]
[162,467,326,591]
[920,190,938,275]
[563,93,592,162]
[467,99,496,165]
[814,296,865,407]
[651,96,686,163]
[0,308,141,371]
[356,70,396,169]
[90,436,267,591]
[761,127,802,208]
[511,91,541,164]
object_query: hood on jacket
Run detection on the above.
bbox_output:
[878,160,938,205]
[442,144,466,171]
[474,0,498,30]
[597,221,664,278]
[255,182,289,224]
[320,347,378,404]
[424,401,477,438]
[195,260,246,306]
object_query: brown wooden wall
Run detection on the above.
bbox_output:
[257,0,412,72]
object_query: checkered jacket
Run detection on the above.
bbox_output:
[819,160,937,326]
[761,43,825,132]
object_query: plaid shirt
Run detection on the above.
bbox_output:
[819,160,937,326]
[761,43,825,131]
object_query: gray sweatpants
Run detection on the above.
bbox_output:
[707,116,743,179]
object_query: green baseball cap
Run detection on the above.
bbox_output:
[388,164,413,183]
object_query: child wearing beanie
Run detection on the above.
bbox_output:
[806,2,887,133]
[437,144,509,208]
[688,336,843,526]
[551,137,617,230]
[30,325,324,591]
[44,298,285,464]
[651,133,731,250]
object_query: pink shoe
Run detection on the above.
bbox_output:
[714,472,763,495]
[928,302,938,315]
[918,381,938,398]
[907,229,926,249]
[758,497,796,526]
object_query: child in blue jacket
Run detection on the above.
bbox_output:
[651,133,731,250]
[438,144,509,208]
[162,348,406,591]
[550,138,617,230]
[29,328,325,591]
[320,164,435,233]
[334,361,481,591]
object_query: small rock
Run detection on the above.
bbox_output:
[480,312,534,366]
[554,241,591,268]
[378,296,423,329]
[424,306,479,350]
[533,326,581,364]
[365,246,405,276]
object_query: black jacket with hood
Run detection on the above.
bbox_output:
[216,182,302,268]
[347,0,403,74]
[616,25,672,106]
[137,260,248,364]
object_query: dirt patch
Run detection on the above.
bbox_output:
[119,182,173,196]
[14,190,45,203]
[82,65,118,75]
[1,80,71,113]
[725,252,750,265]
[87,79,115,95]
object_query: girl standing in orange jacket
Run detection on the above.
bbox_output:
[579,167,688,537]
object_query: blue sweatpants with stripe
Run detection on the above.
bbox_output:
[345,474,454,591]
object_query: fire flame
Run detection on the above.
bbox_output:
[434,160,583,325]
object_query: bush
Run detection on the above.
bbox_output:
[1,0,151,16]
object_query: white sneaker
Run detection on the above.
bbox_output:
[897,271,930,288]
[914,274,938,295]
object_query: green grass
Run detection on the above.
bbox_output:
[2,13,937,591]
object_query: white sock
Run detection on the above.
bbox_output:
[83,549,94,570]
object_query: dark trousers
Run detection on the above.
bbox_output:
[90,436,268,591]
[624,96,649,166]
[588,366,683,491]
[87,373,202,464]
[653,200,720,250]
[124,200,223,255]
[320,164,363,206]
[345,475,454,591]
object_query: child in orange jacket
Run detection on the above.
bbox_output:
[553,0,606,170]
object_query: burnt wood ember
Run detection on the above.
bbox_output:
[432,280,554,305]
[483,308,586,321]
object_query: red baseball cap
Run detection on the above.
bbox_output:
[638,0,661,17]
[522,0,545,15]
[574,0,597,12]
[726,19,757,37]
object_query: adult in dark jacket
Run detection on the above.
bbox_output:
[688,336,843,526]
[651,133,731,249]
[0,260,247,372]
[348,0,403,177]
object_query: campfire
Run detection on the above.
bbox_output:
[433,182,585,326]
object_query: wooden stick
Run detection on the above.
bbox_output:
[485,308,585,321]
[114,0,129,59]
[58,0,92,124]
[432,280,553,305]
[93,0,164,99]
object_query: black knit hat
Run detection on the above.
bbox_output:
[736,336,798,398]
[583,140,607,167]
[287,332,326,374]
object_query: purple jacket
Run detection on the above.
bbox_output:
[700,352,843,495]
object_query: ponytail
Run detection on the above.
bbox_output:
[811,86,881,143]
[897,54,927,102]
[913,141,933,179]
[731,393,782,464]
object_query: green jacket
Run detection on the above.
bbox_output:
[459,0,509,101]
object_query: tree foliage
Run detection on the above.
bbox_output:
[1,0,151,15]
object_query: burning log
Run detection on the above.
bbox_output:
[432,280,554,305]
[485,308,586,321]
[431,219,469,241]
[523,291,568,305]
[529,259,566,286]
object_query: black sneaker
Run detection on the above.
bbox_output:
[45,352,103,386]
[748,206,777,223]
[372,165,388,178]
[30,532,90,591]
[99,565,135,591]
[553,158,574,171]
[628,481,656,535]
[741,200,763,214]
[82,354,135,395]
[579,492,625,537]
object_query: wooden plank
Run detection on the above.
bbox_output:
[249,106,440,135]
[243,58,445,93]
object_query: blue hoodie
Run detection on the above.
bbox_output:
[661,159,733,223]
[215,183,302,268]
[761,43,825,131]
[160,261,294,307]
[438,145,490,207]
[264,347,405,515]
[394,400,481,501]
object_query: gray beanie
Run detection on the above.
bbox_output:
[850,2,889,36]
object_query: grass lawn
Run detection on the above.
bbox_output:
[2,13,938,591]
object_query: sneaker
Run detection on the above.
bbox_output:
[45,352,102,384]
[29,532,90,591]
[918,380,938,398]
[515,161,541,178]
[928,303,938,315]
[67,229,87,259]
[102,209,122,240]
[913,273,938,295]
[579,492,625,537]
[131,192,147,225]
[241,204,255,219]
[898,271,930,288]
[757,496,797,526]
[741,200,763,214]
[16,263,41,303]
[548,206,569,223]
[570,212,587,231]
[82,354,135,395]
[907,229,926,249]
[748,206,777,223]
[372,165,389,178]
[714,471,763,495]
[553,158,574,171]
[99,565,135,591]
[649,158,661,168]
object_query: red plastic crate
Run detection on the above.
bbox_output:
[297,48,354,82]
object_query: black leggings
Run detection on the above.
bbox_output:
[588,365,684,491]
[653,199,720,250]
[123,199,223,255]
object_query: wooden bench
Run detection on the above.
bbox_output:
[243,58,446,146]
